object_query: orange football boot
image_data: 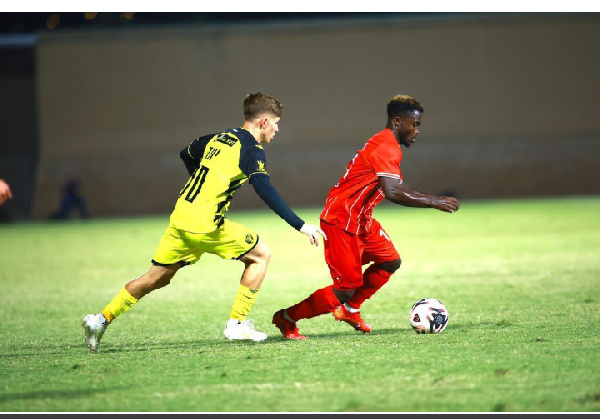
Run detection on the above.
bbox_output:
[333,305,372,333]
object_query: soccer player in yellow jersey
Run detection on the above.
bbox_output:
[82,92,326,352]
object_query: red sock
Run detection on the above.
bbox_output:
[286,285,340,321]
[346,265,392,310]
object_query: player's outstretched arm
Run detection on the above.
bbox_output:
[379,176,459,213]
[250,175,326,246]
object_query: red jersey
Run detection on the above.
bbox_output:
[320,128,402,234]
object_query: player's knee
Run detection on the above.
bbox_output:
[254,242,271,265]
[243,240,271,266]
[261,243,271,263]
[378,258,401,274]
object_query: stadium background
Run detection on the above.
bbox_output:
[0,12,599,220]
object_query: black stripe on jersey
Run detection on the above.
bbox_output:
[225,177,247,196]
[213,177,247,225]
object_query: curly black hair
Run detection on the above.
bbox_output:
[387,94,424,119]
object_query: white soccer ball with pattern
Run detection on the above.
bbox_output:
[409,298,449,334]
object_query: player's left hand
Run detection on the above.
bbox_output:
[300,223,327,246]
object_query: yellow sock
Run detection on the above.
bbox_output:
[101,288,138,324]
[229,284,260,322]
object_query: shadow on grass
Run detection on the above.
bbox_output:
[291,327,415,340]
[2,323,492,356]
[72,328,415,353]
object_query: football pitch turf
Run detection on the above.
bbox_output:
[0,197,598,412]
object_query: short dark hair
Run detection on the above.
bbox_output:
[387,94,424,119]
[243,92,284,121]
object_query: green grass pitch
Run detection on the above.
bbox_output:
[0,197,598,412]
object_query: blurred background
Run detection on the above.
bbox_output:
[0,12,599,222]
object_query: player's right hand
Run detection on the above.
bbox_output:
[300,223,327,246]
[435,196,460,213]
[0,179,12,206]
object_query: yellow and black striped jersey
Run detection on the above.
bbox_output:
[170,128,269,233]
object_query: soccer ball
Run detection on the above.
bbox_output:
[409,298,449,334]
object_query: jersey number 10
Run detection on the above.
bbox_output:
[181,166,210,203]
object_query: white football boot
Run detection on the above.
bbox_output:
[223,319,267,342]
[82,313,108,353]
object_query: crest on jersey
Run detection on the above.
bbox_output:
[256,160,266,172]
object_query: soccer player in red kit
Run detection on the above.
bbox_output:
[272,94,460,339]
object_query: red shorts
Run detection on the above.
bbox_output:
[320,219,400,291]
